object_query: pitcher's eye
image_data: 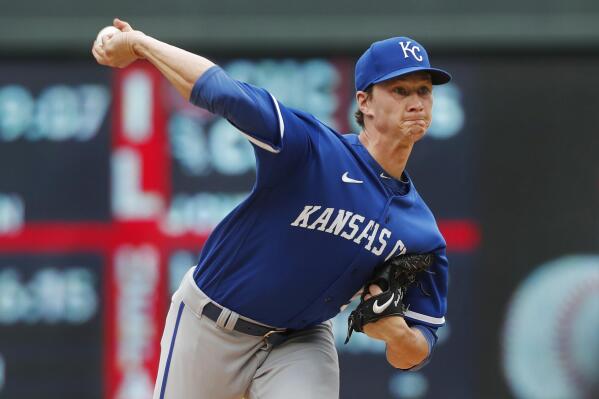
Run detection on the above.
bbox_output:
[418,87,431,96]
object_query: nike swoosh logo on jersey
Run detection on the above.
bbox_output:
[342,172,363,184]
[380,172,392,179]
[373,293,394,314]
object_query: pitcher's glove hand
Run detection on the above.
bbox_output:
[345,253,434,344]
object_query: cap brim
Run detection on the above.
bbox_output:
[371,66,451,86]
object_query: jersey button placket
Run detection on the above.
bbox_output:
[380,196,393,227]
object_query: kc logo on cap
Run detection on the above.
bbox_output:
[354,36,451,91]
[398,41,423,62]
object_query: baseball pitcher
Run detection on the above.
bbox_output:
[93,18,450,399]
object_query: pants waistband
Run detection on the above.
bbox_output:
[175,267,286,337]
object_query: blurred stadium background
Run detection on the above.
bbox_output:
[0,1,598,398]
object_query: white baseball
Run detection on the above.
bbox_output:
[95,26,121,46]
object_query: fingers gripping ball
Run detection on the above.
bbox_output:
[345,253,434,343]
[95,26,121,46]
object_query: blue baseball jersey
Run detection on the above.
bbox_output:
[190,66,448,334]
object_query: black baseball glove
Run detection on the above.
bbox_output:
[345,253,434,344]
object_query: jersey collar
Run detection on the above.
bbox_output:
[344,133,412,196]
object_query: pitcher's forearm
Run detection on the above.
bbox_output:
[385,326,429,369]
[132,34,216,100]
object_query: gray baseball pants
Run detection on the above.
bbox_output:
[152,267,340,399]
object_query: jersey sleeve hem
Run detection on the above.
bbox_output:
[235,93,285,154]
[403,310,445,327]
[189,66,284,154]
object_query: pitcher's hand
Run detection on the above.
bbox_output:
[92,18,145,68]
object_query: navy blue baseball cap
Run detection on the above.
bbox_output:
[355,37,451,91]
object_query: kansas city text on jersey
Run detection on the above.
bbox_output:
[290,205,407,260]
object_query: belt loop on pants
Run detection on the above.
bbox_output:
[183,267,293,348]
[200,302,293,348]
[200,302,282,336]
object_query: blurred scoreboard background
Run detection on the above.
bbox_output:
[0,51,597,399]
